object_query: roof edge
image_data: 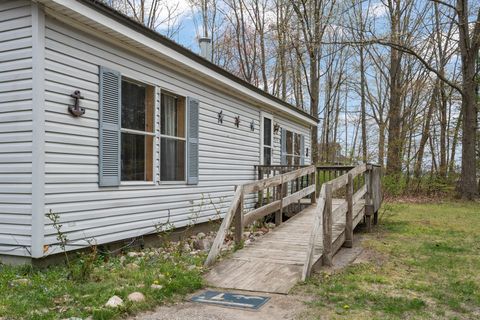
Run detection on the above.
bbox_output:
[78,0,318,124]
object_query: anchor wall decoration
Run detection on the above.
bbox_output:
[68,90,85,117]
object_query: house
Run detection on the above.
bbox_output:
[0,0,317,264]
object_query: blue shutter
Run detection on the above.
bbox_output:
[300,134,305,165]
[187,97,199,184]
[280,128,287,165]
[99,66,121,186]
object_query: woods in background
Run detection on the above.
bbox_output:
[103,0,479,199]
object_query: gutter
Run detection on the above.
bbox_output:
[75,0,319,125]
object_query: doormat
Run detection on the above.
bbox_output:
[190,290,270,310]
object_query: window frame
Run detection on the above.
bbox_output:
[119,77,156,185]
[260,112,274,165]
[283,127,303,166]
[159,89,188,184]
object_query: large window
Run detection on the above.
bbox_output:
[120,79,154,181]
[285,129,302,165]
[262,116,273,165]
[160,92,186,181]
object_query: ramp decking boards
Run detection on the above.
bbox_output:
[205,199,365,294]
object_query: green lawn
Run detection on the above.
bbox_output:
[297,201,480,320]
[0,246,204,319]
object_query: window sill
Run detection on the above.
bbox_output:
[120,181,156,187]
[158,181,187,185]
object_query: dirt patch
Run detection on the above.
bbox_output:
[132,238,371,320]
[131,289,312,320]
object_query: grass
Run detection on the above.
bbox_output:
[0,246,205,319]
[296,201,480,320]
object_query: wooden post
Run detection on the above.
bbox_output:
[310,171,317,204]
[322,183,333,266]
[258,167,264,207]
[234,186,244,245]
[365,164,373,232]
[275,179,283,226]
[343,173,353,248]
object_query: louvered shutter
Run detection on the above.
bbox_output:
[187,97,199,185]
[300,134,305,165]
[280,128,287,165]
[99,67,121,186]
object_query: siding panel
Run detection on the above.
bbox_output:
[42,16,312,254]
[0,1,32,257]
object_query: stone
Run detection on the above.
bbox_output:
[105,295,123,308]
[266,222,276,229]
[119,256,126,264]
[150,284,163,290]
[192,239,205,250]
[9,278,30,286]
[126,263,139,270]
[127,252,138,258]
[197,232,206,239]
[187,265,196,271]
[127,292,145,303]
[243,231,252,238]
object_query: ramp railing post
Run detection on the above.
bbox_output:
[275,176,283,226]
[365,164,373,232]
[310,170,317,204]
[343,173,353,248]
[234,186,244,246]
[322,183,333,266]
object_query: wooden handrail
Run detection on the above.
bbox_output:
[301,163,372,280]
[204,165,317,267]
[204,186,243,267]
[244,165,315,194]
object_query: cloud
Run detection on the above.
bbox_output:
[368,1,388,18]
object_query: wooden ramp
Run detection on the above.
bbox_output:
[203,164,382,294]
[205,198,365,294]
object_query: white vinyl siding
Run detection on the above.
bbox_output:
[0,0,33,257]
[0,7,311,257]
[40,16,312,253]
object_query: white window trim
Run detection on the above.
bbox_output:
[120,77,156,184]
[260,111,274,165]
[158,89,188,184]
[282,125,304,165]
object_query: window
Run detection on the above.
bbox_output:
[160,92,186,181]
[284,129,302,165]
[120,79,154,181]
[262,116,273,165]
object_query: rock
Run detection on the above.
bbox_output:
[197,232,206,239]
[183,243,191,252]
[105,295,123,308]
[244,239,252,245]
[126,263,139,270]
[150,284,163,290]
[148,252,155,257]
[192,239,205,250]
[243,231,251,238]
[187,265,196,271]
[127,292,145,303]
[9,278,30,286]
[127,252,138,258]
[119,256,126,264]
